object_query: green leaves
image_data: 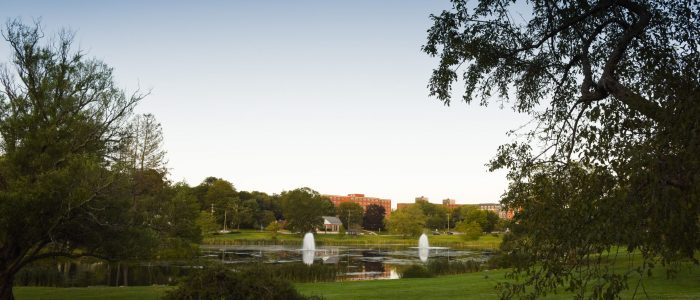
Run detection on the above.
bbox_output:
[425,0,700,298]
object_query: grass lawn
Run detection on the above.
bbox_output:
[203,229,502,250]
[15,265,700,300]
[297,266,700,300]
[14,286,171,300]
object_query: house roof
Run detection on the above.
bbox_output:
[322,216,343,225]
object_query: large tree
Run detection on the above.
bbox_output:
[336,202,364,230]
[387,206,426,238]
[362,204,386,231]
[424,0,699,298]
[279,187,328,233]
[0,21,146,299]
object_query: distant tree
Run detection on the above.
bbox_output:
[279,188,327,233]
[337,202,364,230]
[415,201,448,230]
[424,0,700,297]
[387,206,426,238]
[459,206,485,224]
[483,211,499,233]
[0,21,147,299]
[196,211,219,235]
[228,200,253,230]
[258,210,277,228]
[456,221,482,241]
[461,207,499,233]
[204,179,238,229]
[120,113,168,174]
[320,198,336,216]
[362,204,386,231]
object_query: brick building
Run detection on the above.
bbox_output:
[325,193,392,217]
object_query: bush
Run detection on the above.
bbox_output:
[254,263,337,283]
[456,221,483,241]
[163,265,308,300]
[400,265,433,278]
[426,260,480,275]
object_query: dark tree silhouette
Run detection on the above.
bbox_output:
[424,0,700,298]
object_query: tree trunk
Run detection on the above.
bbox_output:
[115,263,120,286]
[106,263,111,286]
[123,265,128,286]
[0,273,16,300]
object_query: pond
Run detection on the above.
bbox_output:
[199,244,490,281]
[16,244,491,287]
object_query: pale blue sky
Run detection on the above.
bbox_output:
[1,1,530,206]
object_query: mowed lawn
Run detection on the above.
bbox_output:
[15,265,700,300]
[14,286,171,300]
[297,266,700,300]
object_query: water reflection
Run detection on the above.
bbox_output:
[418,248,429,262]
[301,250,315,265]
[200,245,488,280]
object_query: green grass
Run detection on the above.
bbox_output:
[14,286,171,300]
[203,229,502,250]
[16,266,700,300]
[296,266,700,300]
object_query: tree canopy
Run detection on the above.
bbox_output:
[337,202,364,230]
[0,21,146,299]
[387,206,426,238]
[424,0,699,298]
[362,204,386,231]
[280,187,328,233]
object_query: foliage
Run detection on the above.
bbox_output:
[162,265,307,300]
[280,188,327,233]
[336,202,364,230]
[458,206,498,233]
[196,211,219,235]
[386,206,426,238]
[252,263,337,283]
[399,265,433,278]
[0,21,147,300]
[455,221,482,241]
[120,113,167,175]
[424,0,700,298]
[265,221,281,240]
[320,198,336,216]
[415,201,448,230]
[362,204,386,231]
[426,260,481,276]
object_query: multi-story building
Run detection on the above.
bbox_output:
[325,193,392,217]
[442,198,461,210]
[478,203,514,219]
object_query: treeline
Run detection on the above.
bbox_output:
[187,180,387,234]
[387,200,507,239]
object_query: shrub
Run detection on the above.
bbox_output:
[163,265,307,300]
[426,260,481,275]
[456,221,483,241]
[400,265,433,278]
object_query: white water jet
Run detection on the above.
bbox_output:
[418,233,429,262]
[302,232,315,251]
[418,233,429,249]
[301,232,316,265]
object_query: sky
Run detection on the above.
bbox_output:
[0,1,531,207]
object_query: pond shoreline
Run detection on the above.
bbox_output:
[202,230,502,251]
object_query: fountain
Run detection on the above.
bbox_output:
[413,233,448,262]
[302,232,315,251]
[418,233,429,249]
[418,233,430,262]
[301,232,316,265]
